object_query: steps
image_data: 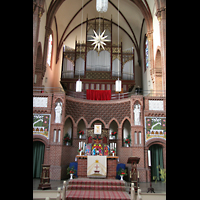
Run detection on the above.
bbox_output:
[66,178,131,200]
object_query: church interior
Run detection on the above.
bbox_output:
[33,0,166,197]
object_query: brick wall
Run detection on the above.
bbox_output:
[33,93,166,181]
[65,96,131,126]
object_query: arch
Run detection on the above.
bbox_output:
[36,42,43,68]
[107,118,120,128]
[64,115,76,127]
[55,97,64,104]
[33,135,49,147]
[155,48,162,91]
[109,119,119,139]
[88,118,106,128]
[145,138,166,149]
[120,117,131,128]
[35,42,43,86]
[122,118,131,146]
[64,116,74,144]
[76,117,88,127]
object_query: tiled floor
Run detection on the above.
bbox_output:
[33,178,166,194]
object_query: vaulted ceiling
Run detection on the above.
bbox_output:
[46,0,155,62]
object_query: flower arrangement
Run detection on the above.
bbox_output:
[117,167,127,176]
[78,130,84,136]
[67,166,76,175]
[124,133,131,146]
[63,133,71,145]
[78,147,83,153]
[111,131,117,137]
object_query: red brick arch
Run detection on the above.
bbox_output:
[107,118,120,129]
[145,138,166,149]
[88,118,106,128]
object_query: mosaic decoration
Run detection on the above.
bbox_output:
[33,114,51,139]
[145,117,166,142]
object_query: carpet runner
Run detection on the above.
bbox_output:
[66,178,131,200]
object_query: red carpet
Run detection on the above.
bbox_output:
[66,178,131,200]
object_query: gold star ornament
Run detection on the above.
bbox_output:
[89,30,110,53]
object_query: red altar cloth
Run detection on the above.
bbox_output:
[86,90,111,100]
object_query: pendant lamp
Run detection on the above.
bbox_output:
[76,79,82,92]
[96,0,108,13]
[115,78,121,92]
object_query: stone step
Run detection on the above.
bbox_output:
[66,190,131,200]
[68,179,126,187]
[67,184,126,191]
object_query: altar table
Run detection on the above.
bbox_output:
[76,155,119,179]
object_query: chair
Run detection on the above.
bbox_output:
[69,162,78,178]
[116,163,126,180]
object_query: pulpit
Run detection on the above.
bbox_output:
[38,164,51,190]
[127,157,140,192]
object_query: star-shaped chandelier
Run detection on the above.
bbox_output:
[89,29,110,53]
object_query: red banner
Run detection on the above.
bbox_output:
[86,90,111,100]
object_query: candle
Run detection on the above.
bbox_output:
[79,142,80,149]
[83,142,85,152]
[148,150,151,166]
[138,171,139,178]
[115,143,116,148]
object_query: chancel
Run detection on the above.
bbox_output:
[33,0,166,198]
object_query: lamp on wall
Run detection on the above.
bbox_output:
[76,79,82,92]
[96,0,108,13]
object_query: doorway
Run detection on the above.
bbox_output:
[149,144,164,181]
[33,141,45,178]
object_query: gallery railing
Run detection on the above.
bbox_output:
[33,87,165,99]
[33,86,65,93]
[66,90,166,100]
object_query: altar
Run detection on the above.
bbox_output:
[76,123,119,179]
[76,155,119,179]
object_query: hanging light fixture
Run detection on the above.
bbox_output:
[115,0,121,92]
[76,79,82,92]
[76,0,83,93]
[96,0,108,13]
[115,78,121,92]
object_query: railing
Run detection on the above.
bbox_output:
[33,87,65,93]
[66,89,166,100]
[33,87,165,99]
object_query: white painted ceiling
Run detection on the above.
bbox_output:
[53,0,155,50]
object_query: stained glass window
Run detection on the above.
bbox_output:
[47,34,52,67]
[145,38,149,69]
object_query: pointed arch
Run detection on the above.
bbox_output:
[108,118,120,128]
[64,115,76,127]
[88,118,106,128]
[76,117,88,127]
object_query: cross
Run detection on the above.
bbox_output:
[95,164,99,170]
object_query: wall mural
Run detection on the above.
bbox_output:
[33,114,51,139]
[145,117,166,142]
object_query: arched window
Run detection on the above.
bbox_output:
[47,34,53,68]
[144,35,149,72]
